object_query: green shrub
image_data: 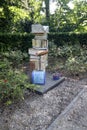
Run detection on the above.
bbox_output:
[65,56,87,75]
[0,32,87,52]
[0,33,34,52]
[48,43,87,75]
[49,43,83,58]
[0,50,36,105]
[1,50,29,68]
[48,32,87,46]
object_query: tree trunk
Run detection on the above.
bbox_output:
[45,0,50,24]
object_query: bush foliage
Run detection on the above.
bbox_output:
[48,32,87,46]
[0,33,34,52]
[0,32,87,52]
[0,50,36,105]
[48,43,87,76]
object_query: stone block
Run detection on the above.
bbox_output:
[35,33,47,40]
[32,39,48,49]
[28,48,48,55]
[31,24,49,34]
[30,56,47,71]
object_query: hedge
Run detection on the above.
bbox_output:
[0,33,34,52]
[0,32,87,52]
[48,32,87,46]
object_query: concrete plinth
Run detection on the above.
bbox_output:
[33,72,65,94]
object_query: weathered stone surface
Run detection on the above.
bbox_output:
[31,24,49,34]
[32,39,48,49]
[29,24,49,72]
[35,33,47,40]
[34,73,65,94]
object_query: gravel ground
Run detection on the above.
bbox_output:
[0,77,87,130]
[47,86,87,130]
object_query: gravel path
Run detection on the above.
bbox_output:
[0,77,87,130]
[47,86,87,130]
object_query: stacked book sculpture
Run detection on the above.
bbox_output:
[28,24,49,85]
[28,24,65,94]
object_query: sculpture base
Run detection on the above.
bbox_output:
[33,72,65,94]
